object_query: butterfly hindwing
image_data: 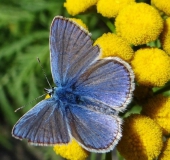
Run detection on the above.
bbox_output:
[12,99,70,145]
[50,16,100,87]
[66,104,122,152]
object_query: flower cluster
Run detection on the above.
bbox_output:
[159,139,170,160]
[151,0,170,16]
[131,48,170,87]
[94,32,134,61]
[161,17,170,55]
[97,0,135,18]
[117,114,163,160]
[53,139,89,160]
[141,95,170,160]
[52,0,170,159]
[142,95,170,135]
[64,0,98,16]
[115,2,163,46]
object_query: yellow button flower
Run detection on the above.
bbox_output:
[117,114,163,160]
[131,48,170,87]
[54,139,89,160]
[94,32,134,61]
[115,2,163,45]
[152,0,170,16]
[45,95,89,160]
[97,0,135,18]
[142,94,170,135]
[161,17,170,55]
[158,139,170,160]
[64,0,98,16]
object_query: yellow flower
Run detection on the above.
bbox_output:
[117,114,163,160]
[54,139,89,160]
[64,0,98,16]
[161,17,170,55]
[97,0,135,18]
[115,2,163,45]
[131,48,170,87]
[70,18,88,31]
[45,95,89,160]
[152,0,170,16]
[142,94,170,135]
[158,139,170,160]
[94,32,134,61]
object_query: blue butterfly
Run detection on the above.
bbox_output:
[12,16,134,153]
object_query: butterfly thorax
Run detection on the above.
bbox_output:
[49,87,81,105]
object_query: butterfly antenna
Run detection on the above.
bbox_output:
[14,93,47,112]
[37,57,52,89]
[15,58,52,112]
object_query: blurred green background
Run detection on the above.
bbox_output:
[0,0,110,159]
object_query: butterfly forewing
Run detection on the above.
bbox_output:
[12,99,70,145]
[50,16,100,87]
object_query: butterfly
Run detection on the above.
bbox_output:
[12,16,134,153]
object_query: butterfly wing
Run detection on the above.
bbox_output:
[12,99,70,145]
[66,104,122,152]
[50,16,100,87]
[74,57,134,111]
[65,57,134,152]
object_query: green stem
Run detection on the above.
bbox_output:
[100,16,115,33]
[154,81,170,95]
